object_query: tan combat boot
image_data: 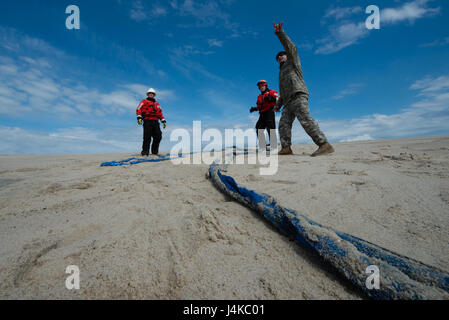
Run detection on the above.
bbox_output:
[278,145,293,155]
[311,142,335,157]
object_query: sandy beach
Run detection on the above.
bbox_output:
[0,136,448,299]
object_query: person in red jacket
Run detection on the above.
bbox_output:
[250,80,280,150]
[136,88,167,156]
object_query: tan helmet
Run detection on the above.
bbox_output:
[147,88,157,96]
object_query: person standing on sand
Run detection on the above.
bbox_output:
[136,88,167,156]
[250,80,280,150]
[273,22,334,156]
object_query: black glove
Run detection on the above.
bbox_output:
[161,119,167,129]
[137,116,142,125]
[250,107,258,113]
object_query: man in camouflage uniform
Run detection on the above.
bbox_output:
[273,22,334,156]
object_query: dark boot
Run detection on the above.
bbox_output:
[311,142,335,157]
[279,145,293,155]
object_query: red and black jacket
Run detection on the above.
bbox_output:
[136,98,165,121]
[256,89,279,114]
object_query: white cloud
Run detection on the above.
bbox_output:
[324,6,363,20]
[130,0,147,21]
[332,83,364,100]
[410,75,449,93]
[0,27,68,61]
[153,6,168,17]
[129,0,167,22]
[381,0,440,24]
[208,39,224,47]
[101,90,137,113]
[124,84,176,101]
[54,104,78,116]
[0,64,18,74]
[130,0,232,29]
[420,37,449,47]
[169,0,179,10]
[169,47,222,81]
[202,88,248,116]
[178,0,229,27]
[124,83,148,96]
[19,56,52,68]
[297,42,314,51]
[173,45,215,57]
[315,22,368,55]
[0,52,176,119]
[315,75,449,142]
[171,0,256,38]
[0,27,177,119]
[316,0,441,55]
[2,23,159,78]
[157,70,168,78]
[0,126,141,154]
[339,134,374,142]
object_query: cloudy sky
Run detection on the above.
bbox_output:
[0,0,448,154]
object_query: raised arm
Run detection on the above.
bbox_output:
[273,22,301,70]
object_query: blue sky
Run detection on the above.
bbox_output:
[1,0,449,154]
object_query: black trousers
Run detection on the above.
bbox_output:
[255,111,277,148]
[142,120,162,155]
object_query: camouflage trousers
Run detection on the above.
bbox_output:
[279,94,328,147]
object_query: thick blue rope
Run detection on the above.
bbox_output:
[208,162,449,300]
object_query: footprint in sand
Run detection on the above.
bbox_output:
[328,168,367,176]
[343,181,366,192]
[70,182,92,190]
[383,153,415,161]
[270,180,296,185]
[387,205,403,216]
[439,191,449,205]
[40,180,93,194]
[13,240,59,287]
[246,174,259,182]
[42,183,64,194]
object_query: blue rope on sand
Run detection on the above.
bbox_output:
[101,154,180,167]
[207,162,449,300]
[100,150,206,167]
[100,147,258,167]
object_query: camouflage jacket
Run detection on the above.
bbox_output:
[276,29,309,106]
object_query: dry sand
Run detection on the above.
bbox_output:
[0,136,448,299]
